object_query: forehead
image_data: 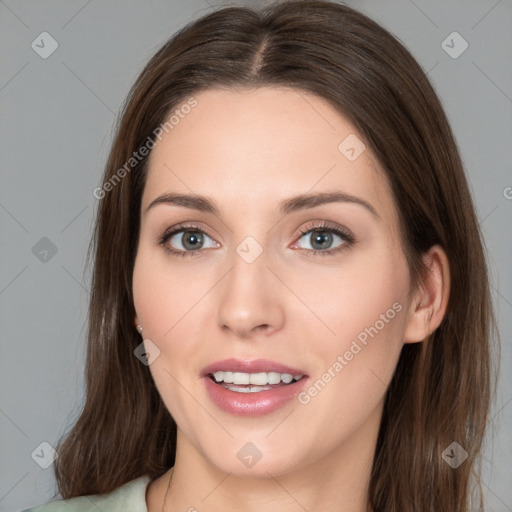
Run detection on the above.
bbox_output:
[142,86,396,225]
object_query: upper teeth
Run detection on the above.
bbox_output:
[212,371,303,385]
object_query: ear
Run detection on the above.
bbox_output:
[403,244,450,343]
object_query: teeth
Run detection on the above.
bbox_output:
[268,372,281,385]
[249,372,267,385]
[223,371,234,383]
[281,373,293,384]
[233,372,250,385]
[212,371,303,385]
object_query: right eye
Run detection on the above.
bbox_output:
[159,225,220,257]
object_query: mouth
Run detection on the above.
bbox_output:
[202,359,308,416]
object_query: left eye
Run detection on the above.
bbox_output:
[293,228,348,252]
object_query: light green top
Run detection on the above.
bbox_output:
[21,476,152,512]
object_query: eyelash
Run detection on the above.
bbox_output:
[157,221,355,258]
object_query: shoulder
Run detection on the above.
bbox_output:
[20,475,152,512]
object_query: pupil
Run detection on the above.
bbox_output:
[311,231,332,250]
[183,231,203,250]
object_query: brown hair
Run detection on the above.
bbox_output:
[53,1,499,510]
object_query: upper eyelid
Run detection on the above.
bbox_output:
[162,222,218,240]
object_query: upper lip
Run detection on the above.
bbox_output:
[201,358,307,377]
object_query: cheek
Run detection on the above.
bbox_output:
[133,250,203,426]
[296,247,409,418]
[133,248,197,339]
[289,243,410,352]
[293,250,409,409]
[132,248,210,379]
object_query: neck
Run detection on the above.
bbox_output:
[152,403,382,512]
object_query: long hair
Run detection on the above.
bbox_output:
[52,2,499,510]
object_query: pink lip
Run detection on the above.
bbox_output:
[202,358,309,417]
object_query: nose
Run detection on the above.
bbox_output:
[216,247,285,339]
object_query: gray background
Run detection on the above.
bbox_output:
[1,0,510,511]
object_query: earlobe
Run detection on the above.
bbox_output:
[403,245,451,343]
[134,315,143,335]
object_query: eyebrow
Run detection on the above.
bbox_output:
[145,191,379,219]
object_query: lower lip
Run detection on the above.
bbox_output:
[204,376,308,416]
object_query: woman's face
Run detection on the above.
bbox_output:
[133,86,415,477]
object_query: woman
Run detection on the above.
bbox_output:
[23,1,498,511]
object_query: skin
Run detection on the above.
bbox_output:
[133,86,450,512]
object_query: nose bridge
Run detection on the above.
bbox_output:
[216,234,284,336]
